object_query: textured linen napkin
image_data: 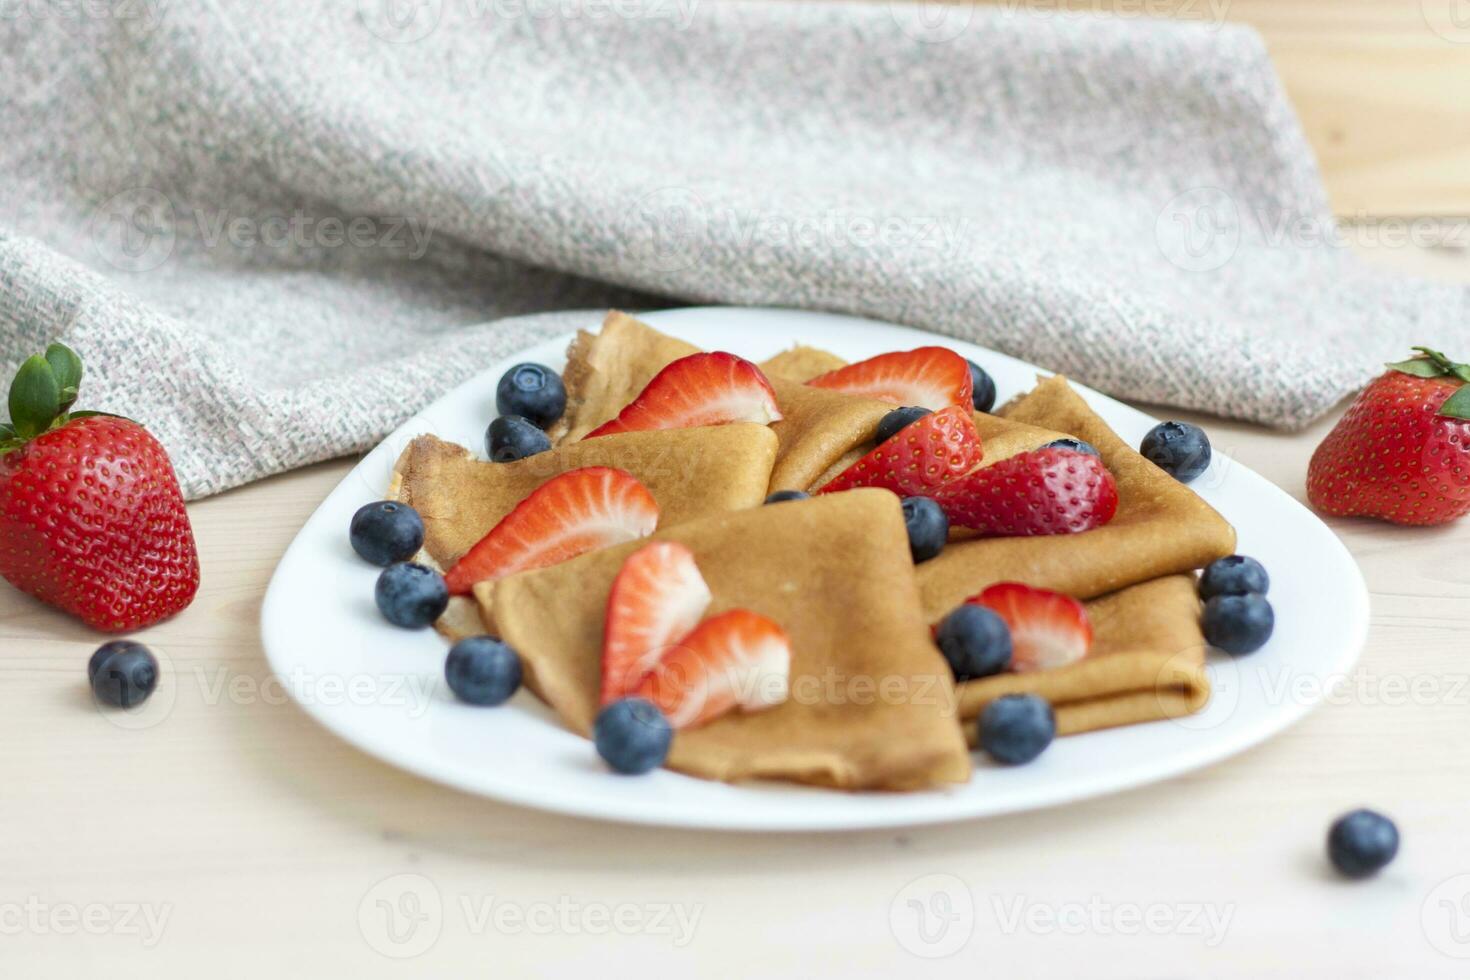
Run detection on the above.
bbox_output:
[3,0,1466,498]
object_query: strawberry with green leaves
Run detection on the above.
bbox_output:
[1,344,199,630]
[1307,347,1470,526]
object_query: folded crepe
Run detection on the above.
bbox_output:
[482,489,972,791]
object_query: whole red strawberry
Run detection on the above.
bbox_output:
[1307,347,1470,526]
[0,344,199,630]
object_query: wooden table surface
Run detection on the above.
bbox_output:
[5,243,1470,978]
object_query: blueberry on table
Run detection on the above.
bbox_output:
[486,415,551,463]
[1139,421,1212,482]
[979,694,1056,765]
[1041,437,1100,458]
[875,406,932,443]
[764,489,810,505]
[936,604,1012,680]
[349,500,425,566]
[496,363,566,429]
[901,496,949,563]
[445,636,523,706]
[1202,593,1274,655]
[594,698,673,775]
[88,640,158,708]
[1328,809,1399,878]
[375,562,449,629]
[967,360,997,413]
[1199,555,1269,599]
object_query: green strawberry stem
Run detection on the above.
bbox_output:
[2,343,128,455]
[1385,346,1470,420]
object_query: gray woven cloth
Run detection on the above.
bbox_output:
[2,1,1465,498]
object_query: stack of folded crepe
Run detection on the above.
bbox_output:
[389,311,1237,789]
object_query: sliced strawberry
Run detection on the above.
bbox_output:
[967,583,1092,672]
[807,347,973,411]
[934,448,1118,536]
[633,609,791,730]
[817,405,983,497]
[601,542,712,704]
[585,352,782,439]
[444,467,658,594]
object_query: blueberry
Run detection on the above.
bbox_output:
[593,698,673,775]
[979,694,1056,765]
[1041,437,1100,458]
[1202,593,1274,655]
[486,415,551,463]
[495,363,566,429]
[445,636,523,706]
[349,500,425,566]
[375,562,449,629]
[1139,421,1212,482]
[967,360,997,413]
[875,407,932,443]
[88,640,158,708]
[936,604,1012,680]
[1328,809,1399,878]
[901,496,948,563]
[765,490,810,504]
[1199,555,1270,600]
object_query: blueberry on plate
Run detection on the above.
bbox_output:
[486,415,551,463]
[445,636,523,706]
[967,360,997,413]
[88,640,158,708]
[375,562,449,629]
[1199,555,1270,599]
[1139,421,1212,483]
[1202,593,1274,655]
[349,500,425,566]
[979,694,1055,765]
[901,496,948,563]
[875,406,932,443]
[765,489,810,505]
[593,698,673,775]
[936,604,1012,680]
[1328,809,1399,878]
[496,363,566,429]
[1041,437,1100,458]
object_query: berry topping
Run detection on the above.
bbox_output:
[1327,809,1399,879]
[808,347,974,412]
[88,640,159,708]
[901,495,949,563]
[967,359,997,413]
[445,636,523,706]
[443,467,658,595]
[1198,555,1270,600]
[934,448,1118,537]
[966,583,1092,672]
[594,698,674,775]
[349,500,425,566]
[1041,437,1100,458]
[1201,593,1274,655]
[1139,421,1212,483]
[764,490,810,504]
[935,604,1012,680]
[601,542,712,704]
[875,406,933,443]
[818,406,983,498]
[585,352,782,439]
[633,609,791,730]
[495,363,566,429]
[486,415,551,463]
[978,694,1056,765]
[375,562,449,628]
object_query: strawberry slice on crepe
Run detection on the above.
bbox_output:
[818,406,983,497]
[585,352,782,439]
[444,467,658,594]
[807,347,973,412]
[601,542,712,703]
[935,447,1118,536]
[967,583,1092,672]
[633,609,792,730]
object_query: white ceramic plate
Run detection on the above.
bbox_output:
[261,307,1368,831]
